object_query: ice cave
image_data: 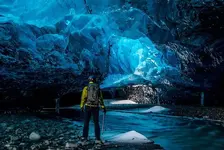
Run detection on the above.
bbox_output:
[0,0,224,150]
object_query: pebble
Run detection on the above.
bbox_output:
[10,136,19,141]
[203,116,209,119]
[44,140,50,145]
[15,128,22,134]
[0,123,7,127]
[19,143,25,146]
[29,132,41,141]
[7,126,14,131]
[22,119,30,124]
[30,145,36,150]
[65,143,78,148]
[5,144,10,148]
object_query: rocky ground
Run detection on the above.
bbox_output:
[0,113,164,150]
[162,105,224,125]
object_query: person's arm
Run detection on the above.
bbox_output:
[80,86,88,109]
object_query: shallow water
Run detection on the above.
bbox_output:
[75,108,224,150]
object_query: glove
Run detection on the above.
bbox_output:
[81,107,84,112]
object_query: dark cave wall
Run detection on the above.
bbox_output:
[126,85,224,106]
[133,0,224,87]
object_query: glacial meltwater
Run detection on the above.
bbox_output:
[73,108,224,150]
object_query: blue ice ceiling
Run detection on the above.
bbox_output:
[1,0,212,90]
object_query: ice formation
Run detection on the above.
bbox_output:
[0,0,182,90]
[142,106,169,113]
[110,130,152,143]
[1,0,224,103]
[110,100,137,105]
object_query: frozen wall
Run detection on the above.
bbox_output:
[0,0,223,103]
[0,0,184,90]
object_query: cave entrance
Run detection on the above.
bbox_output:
[60,91,82,107]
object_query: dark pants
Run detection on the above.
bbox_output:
[83,106,100,140]
[55,98,60,114]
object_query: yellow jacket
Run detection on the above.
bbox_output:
[80,82,105,109]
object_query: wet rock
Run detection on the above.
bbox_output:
[15,128,23,134]
[0,114,164,150]
[10,135,19,141]
[6,126,14,132]
[127,85,166,104]
[0,123,7,128]
[59,137,64,140]
[203,116,209,119]
[5,144,10,148]
[30,145,36,150]
[65,143,78,148]
[29,132,41,141]
[19,143,25,146]
[44,140,50,145]
[22,119,31,124]
[165,105,224,123]
[70,135,76,138]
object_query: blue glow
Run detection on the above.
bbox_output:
[0,0,187,88]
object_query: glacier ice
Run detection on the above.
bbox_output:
[142,106,169,113]
[110,100,137,105]
[0,0,190,92]
[36,34,68,53]
[110,130,152,143]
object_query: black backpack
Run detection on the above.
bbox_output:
[86,83,100,106]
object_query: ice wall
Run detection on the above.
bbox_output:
[0,0,185,93]
[1,0,223,103]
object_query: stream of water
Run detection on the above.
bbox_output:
[73,108,224,150]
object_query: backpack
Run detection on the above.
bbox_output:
[86,83,100,106]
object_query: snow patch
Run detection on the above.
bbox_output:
[142,106,169,113]
[110,100,137,105]
[132,84,144,87]
[110,130,152,143]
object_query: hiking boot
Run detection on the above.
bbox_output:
[80,137,87,141]
[95,140,104,145]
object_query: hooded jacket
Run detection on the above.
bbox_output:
[80,81,105,109]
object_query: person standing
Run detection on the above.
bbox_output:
[80,76,106,144]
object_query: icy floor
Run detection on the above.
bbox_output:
[73,107,224,150]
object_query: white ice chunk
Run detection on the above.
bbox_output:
[142,106,169,113]
[110,100,137,104]
[110,130,152,143]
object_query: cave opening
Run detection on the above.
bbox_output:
[1,0,224,150]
